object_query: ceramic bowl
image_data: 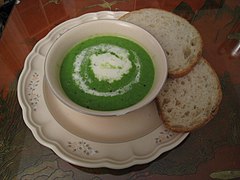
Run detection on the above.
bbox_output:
[45,19,167,116]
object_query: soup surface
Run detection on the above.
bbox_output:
[60,36,154,111]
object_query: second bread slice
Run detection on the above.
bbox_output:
[156,58,222,132]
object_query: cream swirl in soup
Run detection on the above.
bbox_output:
[60,36,154,111]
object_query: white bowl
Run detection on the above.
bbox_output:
[45,19,167,116]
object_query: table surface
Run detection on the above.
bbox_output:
[0,0,240,179]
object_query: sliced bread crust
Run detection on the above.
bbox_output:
[120,8,203,78]
[156,58,222,132]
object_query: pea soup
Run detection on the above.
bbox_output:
[60,36,154,111]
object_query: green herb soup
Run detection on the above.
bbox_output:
[60,36,154,111]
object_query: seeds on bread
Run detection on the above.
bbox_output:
[120,8,203,78]
[156,58,222,132]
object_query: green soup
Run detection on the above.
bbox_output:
[60,36,154,111]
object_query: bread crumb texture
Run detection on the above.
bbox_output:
[120,8,202,77]
[157,58,222,132]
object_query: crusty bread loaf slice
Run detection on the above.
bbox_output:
[156,58,222,132]
[120,8,203,78]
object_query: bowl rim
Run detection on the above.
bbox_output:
[44,19,168,116]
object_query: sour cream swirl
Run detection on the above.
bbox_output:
[72,44,141,97]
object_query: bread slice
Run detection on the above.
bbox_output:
[156,58,222,132]
[120,8,203,78]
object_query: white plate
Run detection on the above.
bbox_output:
[17,11,188,169]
